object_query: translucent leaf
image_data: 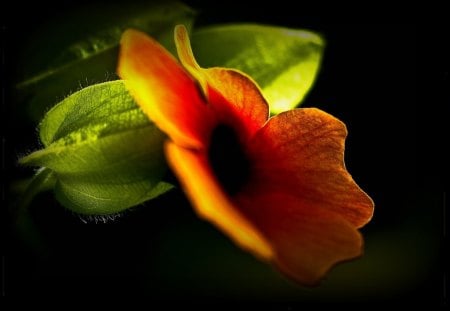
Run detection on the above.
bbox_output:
[20,81,170,215]
[191,24,324,114]
[16,1,196,122]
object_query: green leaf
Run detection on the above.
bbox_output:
[16,1,196,122]
[20,81,170,215]
[191,24,324,114]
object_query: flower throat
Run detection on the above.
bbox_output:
[208,124,251,196]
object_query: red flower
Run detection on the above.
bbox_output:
[117,25,374,285]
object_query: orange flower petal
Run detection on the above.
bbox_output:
[247,108,374,228]
[235,191,363,285]
[204,68,269,137]
[175,25,269,137]
[118,29,213,149]
[165,141,274,261]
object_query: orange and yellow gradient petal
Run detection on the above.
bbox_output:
[118,29,214,149]
[165,142,274,260]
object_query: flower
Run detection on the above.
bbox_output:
[117,25,374,285]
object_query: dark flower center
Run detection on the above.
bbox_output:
[208,124,251,196]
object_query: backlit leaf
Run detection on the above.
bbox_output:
[191,24,324,114]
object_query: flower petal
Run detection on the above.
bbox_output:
[118,29,213,149]
[174,25,207,93]
[175,25,269,137]
[247,108,374,228]
[165,141,274,260]
[204,68,269,137]
[235,191,363,285]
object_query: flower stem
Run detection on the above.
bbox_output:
[13,167,56,254]
[15,167,56,215]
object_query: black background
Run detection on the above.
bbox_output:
[2,0,447,306]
